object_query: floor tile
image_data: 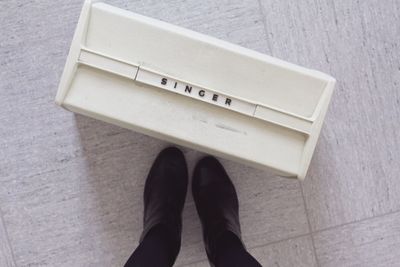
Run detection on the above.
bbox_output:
[0,114,167,266]
[314,211,400,267]
[259,0,400,230]
[183,235,317,267]
[0,212,15,267]
[250,235,317,267]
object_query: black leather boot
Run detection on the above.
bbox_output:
[140,147,188,266]
[192,156,244,266]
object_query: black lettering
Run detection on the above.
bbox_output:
[185,85,192,93]
[212,94,218,101]
[174,82,177,89]
[199,90,205,97]
[161,78,167,85]
[225,98,232,106]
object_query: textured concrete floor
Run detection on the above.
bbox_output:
[1,0,400,266]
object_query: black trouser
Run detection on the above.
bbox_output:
[124,225,262,267]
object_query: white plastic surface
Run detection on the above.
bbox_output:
[56,0,336,179]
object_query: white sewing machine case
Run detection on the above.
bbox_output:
[56,0,336,180]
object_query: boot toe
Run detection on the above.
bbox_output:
[156,146,186,166]
[193,156,229,187]
[144,146,188,211]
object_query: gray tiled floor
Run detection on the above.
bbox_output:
[1,0,399,266]
[297,0,400,232]
[185,236,317,267]
[314,211,400,267]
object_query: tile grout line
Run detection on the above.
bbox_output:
[299,181,400,266]
[0,207,17,267]
[246,232,311,252]
[299,180,321,267]
[312,207,400,235]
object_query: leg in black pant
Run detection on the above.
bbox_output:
[215,231,262,267]
[124,225,172,267]
[192,157,262,267]
[124,147,188,267]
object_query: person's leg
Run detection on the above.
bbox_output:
[192,156,262,267]
[124,147,188,267]
[124,225,172,267]
[214,231,262,267]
